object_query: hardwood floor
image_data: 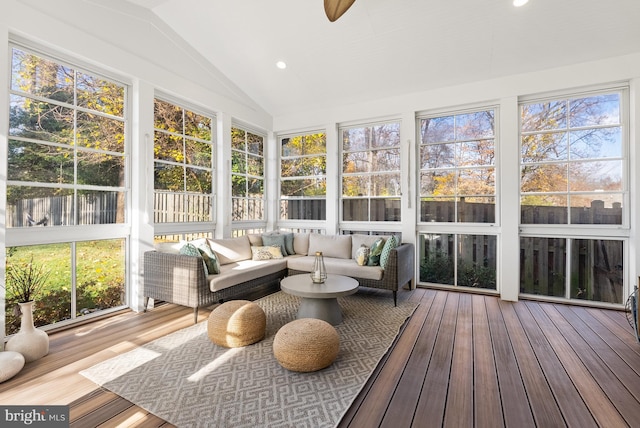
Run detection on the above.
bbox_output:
[1,286,639,427]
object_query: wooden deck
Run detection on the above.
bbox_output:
[1,287,639,427]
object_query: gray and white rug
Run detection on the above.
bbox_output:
[81,291,418,428]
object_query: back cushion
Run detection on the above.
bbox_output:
[308,233,352,259]
[293,233,310,255]
[207,235,252,265]
[154,241,182,254]
[246,234,263,247]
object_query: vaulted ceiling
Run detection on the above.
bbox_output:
[123,0,640,117]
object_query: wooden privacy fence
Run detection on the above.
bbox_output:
[420,234,496,267]
[281,199,326,220]
[420,198,622,225]
[7,193,120,227]
[154,192,213,223]
[520,237,623,304]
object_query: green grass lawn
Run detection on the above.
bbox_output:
[5,239,126,334]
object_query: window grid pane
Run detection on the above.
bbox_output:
[280,132,326,221]
[232,127,264,222]
[419,109,496,224]
[154,98,215,223]
[7,47,126,228]
[341,122,401,222]
[520,92,623,225]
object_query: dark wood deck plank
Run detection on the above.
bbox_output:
[540,303,640,426]
[484,297,536,427]
[571,306,640,375]
[376,289,449,427]
[514,301,598,428]
[498,299,565,428]
[526,302,627,427]
[471,295,504,428]
[443,293,474,427]
[412,292,460,425]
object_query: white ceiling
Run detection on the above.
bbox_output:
[123,0,640,117]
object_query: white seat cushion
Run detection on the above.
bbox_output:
[208,259,287,292]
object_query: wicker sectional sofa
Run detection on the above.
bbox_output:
[143,232,415,323]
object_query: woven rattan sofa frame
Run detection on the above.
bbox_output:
[143,251,287,323]
[288,243,415,306]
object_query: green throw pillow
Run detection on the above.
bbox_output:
[179,243,200,257]
[197,243,220,275]
[262,234,288,256]
[379,235,399,270]
[367,237,385,266]
[179,243,210,274]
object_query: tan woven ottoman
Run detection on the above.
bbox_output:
[273,318,340,372]
[207,300,266,348]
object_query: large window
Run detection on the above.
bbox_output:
[153,98,215,224]
[519,89,626,304]
[6,45,128,330]
[520,92,624,225]
[341,121,401,222]
[8,47,126,227]
[232,127,265,222]
[417,108,497,291]
[418,109,496,223]
[280,132,326,220]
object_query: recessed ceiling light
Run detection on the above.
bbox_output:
[513,0,529,6]
[276,61,287,69]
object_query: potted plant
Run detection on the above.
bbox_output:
[5,255,51,362]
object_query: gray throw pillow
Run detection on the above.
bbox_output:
[262,234,288,256]
[282,232,295,255]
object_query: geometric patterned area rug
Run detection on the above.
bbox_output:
[81,291,418,428]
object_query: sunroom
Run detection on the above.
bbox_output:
[1,0,640,426]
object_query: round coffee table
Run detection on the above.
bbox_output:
[280,274,359,325]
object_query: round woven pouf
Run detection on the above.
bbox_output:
[207,300,266,348]
[273,318,340,372]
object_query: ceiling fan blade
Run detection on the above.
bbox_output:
[324,0,356,22]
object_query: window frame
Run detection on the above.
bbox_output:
[7,43,128,229]
[416,106,498,225]
[5,40,132,330]
[231,124,266,225]
[518,87,628,229]
[278,130,327,222]
[152,94,216,236]
[517,85,630,304]
[339,119,402,224]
